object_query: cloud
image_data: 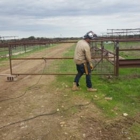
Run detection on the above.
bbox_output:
[0,0,140,38]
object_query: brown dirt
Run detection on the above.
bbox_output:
[0,43,139,140]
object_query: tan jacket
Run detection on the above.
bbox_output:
[74,39,91,64]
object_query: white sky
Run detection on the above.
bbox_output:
[0,0,140,38]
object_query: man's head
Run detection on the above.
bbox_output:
[84,31,97,42]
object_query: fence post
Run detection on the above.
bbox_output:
[101,41,104,61]
[115,41,119,76]
[8,45,13,75]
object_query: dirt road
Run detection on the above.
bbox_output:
[0,43,81,140]
[0,43,138,140]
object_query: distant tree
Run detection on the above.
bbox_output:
[28,36,36,40]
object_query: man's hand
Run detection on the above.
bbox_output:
[90,63,94,70]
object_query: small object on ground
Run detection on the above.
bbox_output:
[123,113,128,117]
[105,97,113,100]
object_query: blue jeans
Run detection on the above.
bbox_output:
[74,63,92,88]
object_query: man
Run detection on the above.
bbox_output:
[72,31,97,92]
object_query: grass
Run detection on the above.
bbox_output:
[55,73,140,118]
[54,43,140,118]
[52,42,140,137]
[104,41,140,59]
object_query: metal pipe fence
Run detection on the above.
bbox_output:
[0,38,140,80]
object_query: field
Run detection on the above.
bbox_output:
[0,42,140,140]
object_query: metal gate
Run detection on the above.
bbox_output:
[0,39,140,82]
[90,41,116,76]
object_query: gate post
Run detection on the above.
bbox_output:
[8,45,13,75]
[115,41,119,76]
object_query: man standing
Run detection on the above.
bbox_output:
[72,31,97,92]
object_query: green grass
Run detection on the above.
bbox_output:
[52,42,140,137]
[104,41,140,59]
[54,43,140,119]
[0,49,8,56]
[55,73,140,117]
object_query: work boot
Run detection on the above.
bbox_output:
[72,82,80,91]
[87,88,97,92]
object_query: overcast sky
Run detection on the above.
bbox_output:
[0,0,140,38]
